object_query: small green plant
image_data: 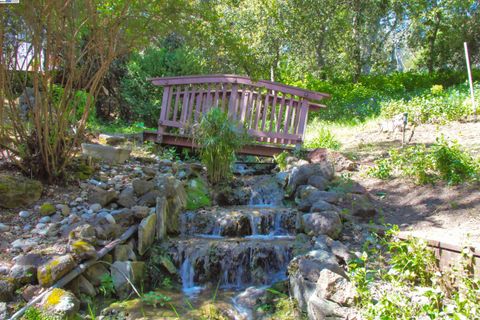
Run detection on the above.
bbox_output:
[161,277,174,290]
[367,158,392,180]
[23,307,57,320]
[194,108,249,184]
[273,151,289,171]
[304,127,341,150]
[99,273,115,297]
[141,291,172,308]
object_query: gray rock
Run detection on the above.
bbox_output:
[39,288,80,318]
[288,163,335,194]
[310,200,338,213]
[37,254,75,287]
[39,216,51,224]
[81,143,131,164]
[349,194,377,219]
[0,302,7,319]
[308,175,328,190]
[132,179,155,196]
[114,245,137,261]
[315,269,355,306]
[19,210,31,218]
[302,211,342,239]
[131,205,150,219]
[11,238,39,250]
[104,213,116,225]
[0,174,43,209]
[330,241,352,264]
[138,190,161,206]
[111,261,145,298]
[0,223,9,232]
[138,214,157,255]
[56,204,71,216]
[117,187,136,208]
[98,133,126,146]
[0,279,15,302]
[84,264,110,286]
[89,203,102,213]
[9,263,37,286]
[88,186,117,206]
[297,188,341,212]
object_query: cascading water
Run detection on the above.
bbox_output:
[168,173,299,319]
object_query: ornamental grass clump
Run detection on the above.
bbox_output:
[195,108,248,184]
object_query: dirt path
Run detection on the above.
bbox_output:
[329,120,480,248]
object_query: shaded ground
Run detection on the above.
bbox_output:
[328,120,480,247]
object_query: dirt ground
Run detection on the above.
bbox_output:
[331,120,480,247]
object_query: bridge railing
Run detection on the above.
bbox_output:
[148,74,330,146]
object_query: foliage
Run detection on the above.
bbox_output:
[194,108,249,184]
[381,83,478,124]
[349,226,480,319]
[99,273,115,297]
[273,151,289,171]
[304,126,341,150]
[367,138,480,185]
[120,40,205,127]
[0,1,135,182]
[141,291,172,308]
[23,307,57,320]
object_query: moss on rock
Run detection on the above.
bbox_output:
[186,178,211,210]
[39,202,56,216]
[0,174,42,209]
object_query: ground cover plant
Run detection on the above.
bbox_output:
[367,137,480,185]
[349,226,480,319]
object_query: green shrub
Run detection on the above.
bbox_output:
[431,137,480,185]
[304,127,341,150]
[185,178,212,210]
[367,138,479,185]
[194,108,249,184]
[273,151,289,171]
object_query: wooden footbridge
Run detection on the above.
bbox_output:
[143,75,330,156]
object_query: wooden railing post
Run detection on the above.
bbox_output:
[157,86,171,143]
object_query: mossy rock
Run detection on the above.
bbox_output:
[186,178,211,210]
[74,163,95,180]
[39,288,80,319]
[0,174,42,209]
[37,255,75,287]
[40,202,56,216]
[69,240,97,260]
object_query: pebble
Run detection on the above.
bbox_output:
[0,223,9,232]
[39,216,51,224]
[0,265,10,275]
[19,211,31,218]
[11,238,38,250]
[23,224,32,231]
[89,203,102,213]
[104,214,116,225]
[74,197,83,203]
[35,223,46,229]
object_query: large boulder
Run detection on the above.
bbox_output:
[287,163,334,194]
[37,254,76,287]
[155,176,187,235]
[0,279,15,302]
[81,143,131,164]
[302,211,342,239]
[0,174,42,209]
[132,179,155,197]
[117,187,137,208]
[315,269,355,306]
[297,187,341,212]
[84,264,110,286]
[39,288,80,319]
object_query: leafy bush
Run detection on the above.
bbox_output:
[381,83,478,124]
[194,108,249,184]
[120,41,205,127]
[367,138,479,185]
[304,126,341,150]
[349,226,480,319]
[273,151,289,171]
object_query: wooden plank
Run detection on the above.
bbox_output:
[283,94,294,143]
[247,128,302,142]
[171,86,181,122]
[179,86,190,125]
[194,88,204,123]
[275,94,286,144]
[159,86,171,125]
[221,83,228,111]
[296,99,310,140]
[203,84,211,114]
[260,90,270,141]
[229,84,238,118]
[212,84,220,108]
[186,86,197,129]
[253,90,262,130]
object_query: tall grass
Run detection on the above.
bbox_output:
[194,108,248,184]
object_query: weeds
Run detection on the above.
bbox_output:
[304,126,341,150]
[99,273,115,297]
[367,137,479,185]
[348,225,480,319]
